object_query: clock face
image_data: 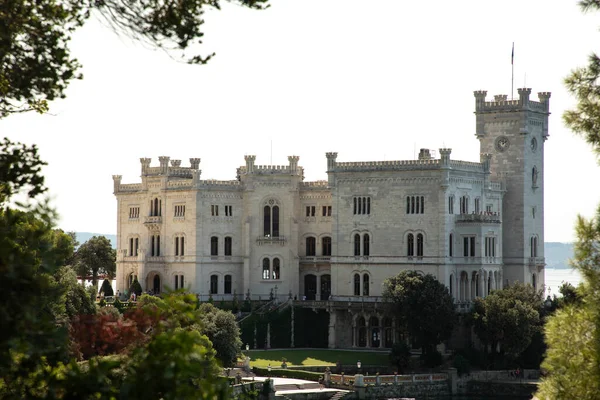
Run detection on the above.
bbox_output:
[495,136,510,152]
[530,137,538,152]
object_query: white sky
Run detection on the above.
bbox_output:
[2,0,599,242]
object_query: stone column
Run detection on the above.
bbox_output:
[316,275,321,300]
[328,311,337,349]
[466,275,471,302]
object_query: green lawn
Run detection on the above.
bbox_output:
[245,349,390,368]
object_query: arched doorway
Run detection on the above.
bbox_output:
[153,274,161,294]
[304,274,317,300]
[370,316,380,348]
[320,274,331,300]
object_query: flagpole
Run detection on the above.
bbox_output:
[511,42,514,100]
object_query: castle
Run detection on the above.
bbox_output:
[114,88,550,348]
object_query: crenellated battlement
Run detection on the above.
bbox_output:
[200,179,242,188]
[239,155,304,176]
[138,157,201,178]
[301,180,329,189]
[474,88,551,114]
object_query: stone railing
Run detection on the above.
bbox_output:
[299,256,331,263]
[335,159,441,172]
[448,160,485,173]
[118,183,142,192]
[528,257,545,266]
[455,213,501,224]
[256,235,287,245]
[301,180,329,188]
[144,216,162,224]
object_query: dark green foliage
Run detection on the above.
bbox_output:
[100,279,114,297]
[383,271,456,355]
[197,303,242,367]
[421,350,443,368]
[293,308,329,348]
[452,354,470,376]
[0,0,269,119]
[74,236,116,287]
[389,342,411,373]
[113,298,126,314]
[471,283,542,361]
[0,138,47,205]
[55,266,96,319]
[129,278,142,297]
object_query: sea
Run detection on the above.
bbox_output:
[543,267,583,297]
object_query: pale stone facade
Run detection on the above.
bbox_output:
[113,88,549,348]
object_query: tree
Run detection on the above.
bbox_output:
[471,283,542,362]
[74,236,116,288]
[383,271,456,355]
[129,278,143,298]
[55,265,96,320]
[100,278,114,296]
[0,0,269,119]
[197,303,242,367]
[536,3,600,397]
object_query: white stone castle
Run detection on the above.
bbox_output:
[114,88,549,348]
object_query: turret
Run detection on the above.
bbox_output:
[189,158,201,170]
[288,156,300,174]
[244,155,256,174]
[158,156,170,174]
[170,159,181,167]
[112,175,122,194]
[140,158,151,176]
[439,148,452,166]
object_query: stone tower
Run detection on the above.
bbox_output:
[474,89,550,289]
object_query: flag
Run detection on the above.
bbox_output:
[511,42,514,65]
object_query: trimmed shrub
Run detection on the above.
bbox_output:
[99,278,114,296]
[453,354,471,376]
[129,278,142,297]
[421,350,443,368]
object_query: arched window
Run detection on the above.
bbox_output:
[262,258,270,280]
[358,317,367,347]
[322,237,332,256]
[210,275,218,294]
[273,258,281,280]
[224,236,232,256]
[449,234,453,257]
[272,205,280,237]
[363,274,370,296]
[363,234,370,256]
[531,236,538,257]
[306,237,316,256]
[151,236,155,256]
[475,197,481,214]
[210,236,218,256]
[448,195,454,214]
[532,166,538,187]
[407,233,414,257]
[263,202,280,237]
[354,234,360,256]
[263,205,271,237]
[416,233,424,257]
[532,273,537,290]
[175,236,184,256]
[224,275,232,294]
[449,274,454,296]
[354,273,360,296]
[460,196,469,214]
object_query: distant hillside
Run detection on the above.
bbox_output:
[545,242,574,269]
[75,232,116,249]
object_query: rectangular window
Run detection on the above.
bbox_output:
[225,205,233,216]
[174,204,185,217]
[449,196,454,214]
[306,206,315,217]
[134,238,139,256]
[175,237,179,256]
[211,205,219,216]
[485,237,496,257]
[486,204,493,213]
[322,237,332,256]
[129,206,140,219]
[322,205,332,216]
[463,236,475,257]
[353,196,371,215]
[210,237,218,256]
[224,237,232,256]
[406,196,425,214]
[129,238,134,256]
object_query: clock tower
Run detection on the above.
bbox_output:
[474,88,551,289]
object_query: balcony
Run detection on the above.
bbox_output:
[144,216,162,230]
[299,256,331,263]
[455,213,501,224]
[256,235,287,246]
[529,257,545,266]
[146,256,165,263]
